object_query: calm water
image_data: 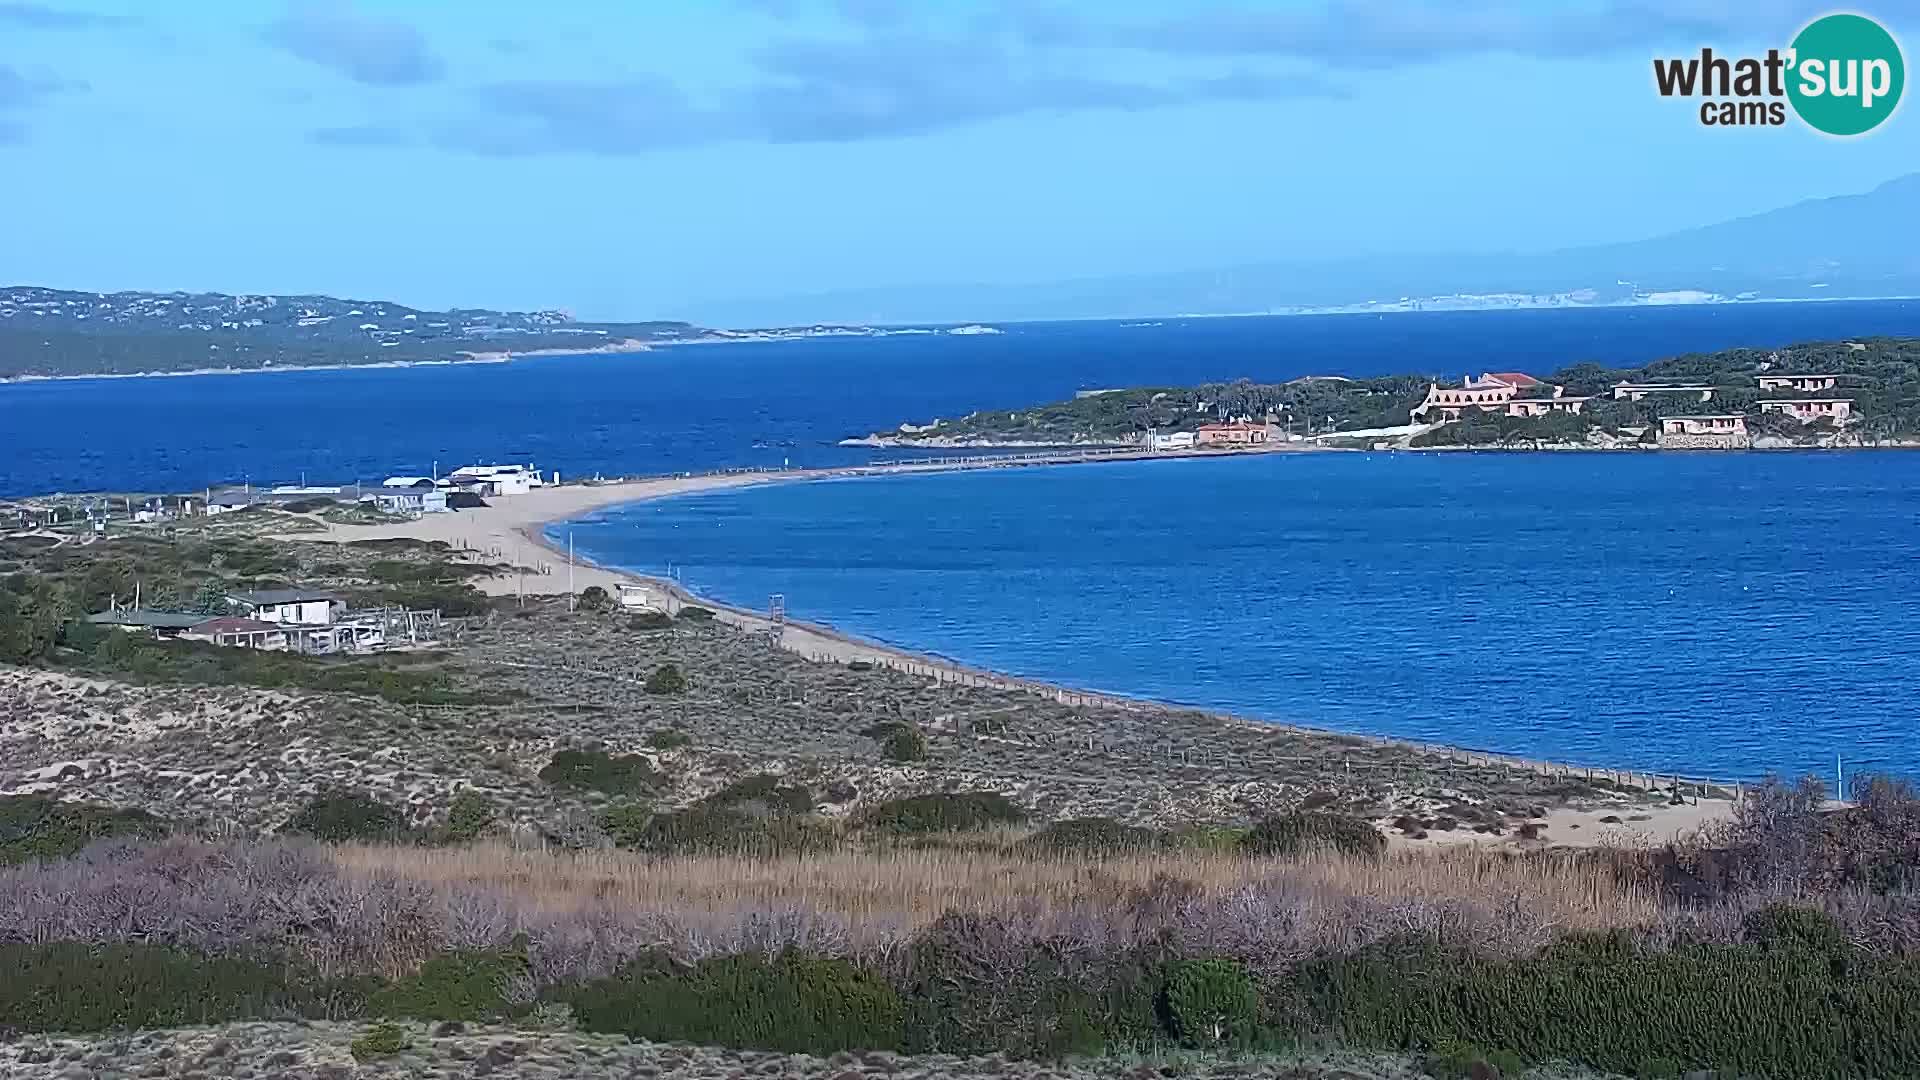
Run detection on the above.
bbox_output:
[14,301,1920,778]
[8,300,1920,496]
[563,452,1920,782]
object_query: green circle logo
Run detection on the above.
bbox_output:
[1787,13,1905,136]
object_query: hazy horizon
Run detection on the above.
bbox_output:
[2,1,1917,323]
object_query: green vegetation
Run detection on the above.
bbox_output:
[627,611,674,630]
[439,790,497,844]
[370,945,530,1021]
[1162,959,1258,1048]
[644,662,688,695]
[863,720,928,762]
[1241,813,1386,860]
[577,585,614,613]
[570,950,905,1054]
[886,337,1920,446]
[859,791,1027,834]
[281,791,412,843]
[0,795,165,864]
[1016,817,1165,856]
[349,1022,411,1062]
[537,749,665,796]
[0,943,320,1031]
[643,727,692,750]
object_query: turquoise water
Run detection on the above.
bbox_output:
[561,451,1920,782]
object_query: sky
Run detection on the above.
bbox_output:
[1,0,1917,323]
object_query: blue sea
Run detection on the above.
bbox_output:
[12,301,1920,780]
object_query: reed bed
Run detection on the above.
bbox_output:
[329,840,1658,932]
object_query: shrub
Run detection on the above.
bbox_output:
[350,1022,410,1061]
[570,949,904,1054]
[644,728,692,750]
[706,774,814,815]
[860,792,1027,834]
[627,611,673,630]
[1741,903,1849,959]
[0,795,165,865]
[371,946,530,1021]
[439,790,496,844]
[281,791,411,843]
[863,720,927,762]
[1427,1042,1526,1080]
[1161,958,1257,1048]
[677,606,715,622]
[538,749,664,796]
[609,803,830,856]
[577,586,614,614]
[0,943,311,1031]
[1018,818,1163,856]
[1241,812,1385,861]
[645,663,688,695]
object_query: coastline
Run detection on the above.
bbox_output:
[299,455,1741,844]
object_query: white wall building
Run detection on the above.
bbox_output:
[226,589,347,626]
[447,464,547,497]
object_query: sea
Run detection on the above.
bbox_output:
[11,300,1920,780]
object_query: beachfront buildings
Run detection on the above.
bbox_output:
[372,477,448,515]
[449,464,548,497]
[226,588,346,626]
[1506,396,1593,417]
[1758,399,1854,423]
[1657,414,1750,450]
[1757,374,1840,393]
[1196,421,1273,446]
[1150,430,1196,450]
[1612,383,1716,402]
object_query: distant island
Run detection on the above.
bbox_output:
[849,337,1920,451]
[0,286,1000,380]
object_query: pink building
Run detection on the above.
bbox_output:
[1612,383,1715,402]
[1196,421,1272,446]
[1758,399,1854,423]
[1757,374,1839,392]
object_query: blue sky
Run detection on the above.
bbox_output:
[1,0,1916,322]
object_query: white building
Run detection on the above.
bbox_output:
[447,464,548,497]
[1150,431,1196,450]
[226,588,347,626]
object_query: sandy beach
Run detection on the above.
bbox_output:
[299,460,1741,847]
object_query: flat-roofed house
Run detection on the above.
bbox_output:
[449,464,545,497]
[1506,396,1593,417]
[1657,414,1750,449]
[1759,399,1854,423]
[1612,383,1716,402]
[1195,421,1273,446]
[370,477,448,514]
[1757,374,1840,392]
[226,588,346,626]
[181,617,289,651]
[85,610,209,639]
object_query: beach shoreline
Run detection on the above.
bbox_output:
[296,452,1742,846]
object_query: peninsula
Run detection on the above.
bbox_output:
[851,336,1920,451]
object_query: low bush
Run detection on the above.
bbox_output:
[645,663,688,695]
[627,611,674,631]
[577,586,614,614]
[0,795,165,865]
[706,774,815,815]
[438,790,497,844]
[1741,903,1850,960]
[677,606,715,622]
[1017,818,1163,856]
[570,949,904,1055]
[863,720,927,762]
[644,727,692,750]
[608,803,830,856]
[0,943,313,1031]
[350,1021,410,1061]
[1161,958,1258,1048]
[860,791,1027,834]
[537,749,664,797]
[281,790,412,843]
[1241,812,1385,861]
[371,945,530,1021]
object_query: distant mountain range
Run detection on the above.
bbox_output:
[677,173,1920,326]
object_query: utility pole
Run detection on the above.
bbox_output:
[567,530,575,608]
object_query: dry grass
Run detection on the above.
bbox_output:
[330,840,1656,931]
